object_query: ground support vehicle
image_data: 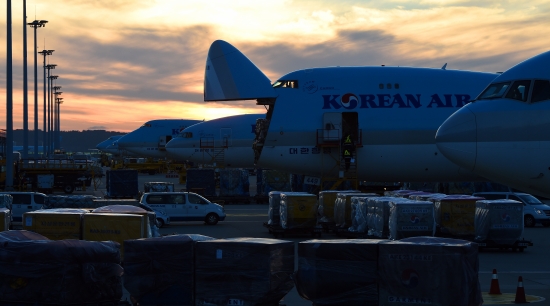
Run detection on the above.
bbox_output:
[15,159,98,194]
[263,222,322,238]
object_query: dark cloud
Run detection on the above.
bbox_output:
[87,125,108,130]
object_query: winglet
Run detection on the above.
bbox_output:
[204,40,277,101]
[441,63,447,70]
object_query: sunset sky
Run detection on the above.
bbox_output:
[1,0,550,133]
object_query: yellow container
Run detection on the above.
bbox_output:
[0,208,10,232]
[435,196,481,236]
[280,193,317,229]
[83,213,146,258]
[22,209,88,240]
[91,205,152,238]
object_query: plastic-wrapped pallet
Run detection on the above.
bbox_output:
[413,193,446,201]
[475,199,524,245]
[106,169,139,198]
[219,168,250,196]
[0,208,10,232]
[22,208,89,240]
[334,193,376,229]
[123,234,214,306]
[350,195,379,233]
[0,230,123,305]
[369,197,398,238]
[0,194,12,209]
[379,237,482,306]
[267,191,283,226]
[261,169,291,196]
[44,195,97,209]
[280,193,317,229]
[144,182,175,192]
[186,168,216,196]
[295,239,385,306]
[434,195,484,236]
[387,199,435,240]
[318,190,360,223]
[384,189,414,197]
[195,238,294,306]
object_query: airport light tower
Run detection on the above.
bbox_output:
[44,64,56,156]
[52,87,62,151]
[38,49,54,156]
[22,0,28,158]
[48,74,58,156]
[55,96,63,150]
[28,20,47,157]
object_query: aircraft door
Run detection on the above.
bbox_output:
[221,128,232,147]
[342,112,359,142]
[323,113,342,141]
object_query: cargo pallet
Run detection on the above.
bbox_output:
[263,222,322,238]
[475,238,533,252]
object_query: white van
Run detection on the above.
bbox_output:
[140,192,226,225]
[0,192,47,226]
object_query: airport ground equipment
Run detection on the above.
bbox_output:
[2,159,100,194]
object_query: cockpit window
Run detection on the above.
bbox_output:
[273,80,298,88]
[141,123,152,128]
[531,80,550,103]
[477,82,511,100]
[505,80,531,102]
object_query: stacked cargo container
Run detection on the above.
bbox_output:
[194,238,295,306]
[387,199,435,240]
[475,199,524,245]
[280,193,318,229]
[186,168,216,196]
[106,169,139,198]
[219,168,249,197]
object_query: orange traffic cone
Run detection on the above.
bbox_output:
[514,276,528,303]
[489,269,501,295]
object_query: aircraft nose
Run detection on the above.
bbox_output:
[435,107,477,171]
[165,137,184,158]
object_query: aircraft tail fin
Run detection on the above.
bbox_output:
[204,40,276,101]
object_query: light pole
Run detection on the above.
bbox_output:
[38,50,54,157]
[52,86,61,152]
[22,0,28,158]
[28,20,47,158]
[48,74,58,156]
[55,97,63,151]
[44,64,56,156]
[6,0,14,190]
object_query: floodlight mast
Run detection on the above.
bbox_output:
[28,19,47,157]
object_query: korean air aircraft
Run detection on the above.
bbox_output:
[436,50,550,198]
[165,114,263,167]
[204,40,499,181]
[117,119,202,158]
[95,135,125,155]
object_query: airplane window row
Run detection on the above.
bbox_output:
[477,79,550,103]
[273,80,298,88]
[378,83,400,89]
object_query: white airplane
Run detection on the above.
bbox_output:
[117,119,202,158]
[436,50,550,198]
[96,135,125,155]
[203,40,498,182]
[165,114,263,167]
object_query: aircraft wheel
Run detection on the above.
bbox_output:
[63,184,75,194]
